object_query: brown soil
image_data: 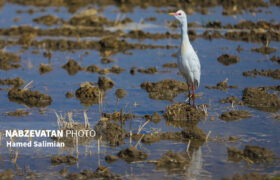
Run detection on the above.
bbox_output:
[137,66,158,74]
[75,82,104,106]
[144,112,161,124]
[101,57,115,64]
[251,46,277,54]
[62,59,82,75]
[0,77,25,88]
[0,169,15,180]
[155,150,189,173]
[0,51,21,70]
[219,110,251,121]
[220,96,243,105]
[105,155,119,164]
[4,109,30,117]
[33,15,63,26]
[164,103,204,127]
[65,91,74,98]
[227,145,275,163]
[51,155,78,165]
[39,63,53,75]
[205,78,238,91]
[271,56,280,64]
[242,87,280,112]
[162,63,178,68]
[243,69,280,79]
[8,88,52,107]
[221,172,274,180]
[94,119,127,146]
[217,54,240,66]
[101,112,135,122]
[115,88,127,99]
[141,79,188,101]
[117,146,148,162]
[98,77,114,90]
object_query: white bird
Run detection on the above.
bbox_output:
[169,10,201,107]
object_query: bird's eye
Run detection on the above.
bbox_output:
[178,13,181,15]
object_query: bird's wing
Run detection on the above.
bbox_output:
[189,52,201,89]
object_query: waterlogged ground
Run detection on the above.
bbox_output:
[0,0,280,179]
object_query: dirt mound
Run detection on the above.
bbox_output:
[39,63,53,75]
[0,51,21,70]
[4,109,30,117]
[141,79,188,101]
[75,82,104,106]
[227,145,275,163]
[117,146,148,162]
[98,77,114,90]
[164,103,203,127]
[205,78,238,91]
[217,54,240,66]
[51,155,78,165]
[0,77,25,88]
[8,88,52,107]
[243,69,280,79]
[115,88,127,99]
[94,119,127,146]
[137,66,158,74]
[33,14,63,26]
[251,46,277,54]
[62,59,82,75]
[219,110,251,121]
[242,87,280,112]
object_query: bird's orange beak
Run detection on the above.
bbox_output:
[168,12,175,16]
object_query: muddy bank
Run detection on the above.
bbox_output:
[219,110,251,121]
[0,51,21,70]
[242,87,280,112]
[8,88,52,107]
[141,79,188,101]
[4,109,30,117]
[75,82,104,106]
[227,145,275,163]
[205,78,238,91]
[243,69,280,79]
[51,155,78,165]
[217,54,240,66]
[117,146,148,162]
[62,59,82,75]
[164,103,204,127]
[0,77,25,88]
[39,63,53,75]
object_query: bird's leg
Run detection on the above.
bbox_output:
[188,86,191,105]
[192,83,196,107]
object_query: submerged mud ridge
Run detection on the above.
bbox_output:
[164,103,204,127]
[227,145,275,163]
[0,77,25,88]
[8,88,52,107]
[141,79,188,101]
[242,87,280,112]
[219,110,251,121]
[243,69,280,79]
[0,51,21,71]
[75,82,104,106]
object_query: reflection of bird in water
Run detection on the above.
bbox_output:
[186,147,203,180]
[169,10,201,107]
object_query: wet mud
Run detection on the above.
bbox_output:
[137,66,158,74]
[62,59,82,75]
[101,112,135,122]
[39,63,53,75]
[97,77,114,90]
[144,112,161,124]
[105,155,119,164]
[0,51,21,71]
[51,155,78,165]
[75,82,104,106]
[205,78,238,91]
[243,69,280,79]
[117,146,148,162]
[162,63,178,68]
[271,56,280,64]
[220,96,243,105]
[217,54,240,66]
[0,169,14,180]
[219,110,251,121]
[222,172,274,180]
[115,88,127,99]
[33,15,63,26]
[0,77,25,88]
[141,79,188,101]
[251,46,277,54]
[4,109,30,117]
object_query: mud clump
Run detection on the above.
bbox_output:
[141,79,188,101]
[0,77,25,88]
[85,65,124,75]
[62,59,82,75]
[4,109,30,117]
[101,57,115,64]
[65,91,74,98]
[219,110,251,121]
[141,134,161,145]
[144,112,161,124]
[84,64,101,73]
[115,88,127,99]
[221,172,274,180]
[271,56,280,64]
[0,169,15,180]
[0,51,21,70]
[8,88,52,107]
[75,82,104,106]
[242,87,280,112]
[33,15,63,26]
[105,155,119,164]
[217,54,240,66]
[137,66,158,74]
[243,69,280,79]
[98,77,114,90]
[220,96,243,105]
[101,112,135,122]
[94,119,127,146]
[251,46,277,54]
[227,145,275,163]
[117,146,148,162]
[51,155,78,165]
[162,63,178,68]
[130,66,136,75]
[205,78,238,91]
[155,150,189,173]
[164,103,204,127]
[39,63,53,75]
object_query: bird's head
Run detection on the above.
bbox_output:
[168,10,187,24]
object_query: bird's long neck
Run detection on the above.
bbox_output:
[181,20,189,45]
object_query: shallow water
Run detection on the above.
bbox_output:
[0,1,279,179]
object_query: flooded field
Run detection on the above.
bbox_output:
[0,0,279,179]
